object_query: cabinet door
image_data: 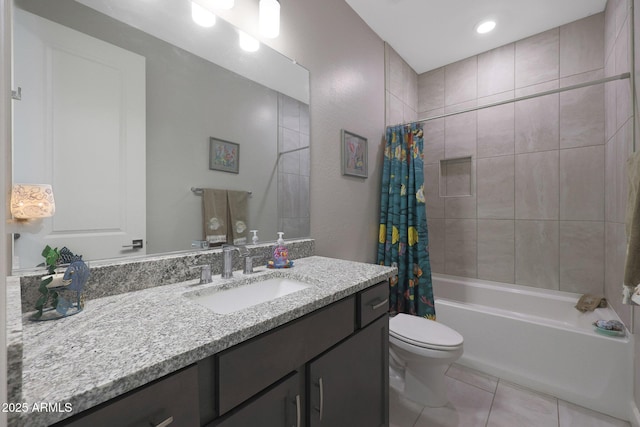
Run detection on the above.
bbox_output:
[211,372,304,427]
[308,314,389,427]
[58,365,199,427]
[217,296,354,415]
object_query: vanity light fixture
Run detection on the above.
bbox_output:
[476,20,496,34]
[259,0,280,38]
[239,31,260,52]
[191,1,217,28]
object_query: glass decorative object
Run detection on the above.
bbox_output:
[31,260,90,321]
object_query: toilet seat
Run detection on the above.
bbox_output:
[390,313,463,351]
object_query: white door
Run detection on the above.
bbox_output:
[13,9,146,269]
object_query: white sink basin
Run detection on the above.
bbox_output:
[187,277,311,314]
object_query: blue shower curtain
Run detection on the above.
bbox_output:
[377,123,435,319]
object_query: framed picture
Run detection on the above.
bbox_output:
[341,129,368,178]
[209,137,240,174]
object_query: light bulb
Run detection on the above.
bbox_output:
[191,1,216,28]
[239,31,260,52]
[259,0,280,38]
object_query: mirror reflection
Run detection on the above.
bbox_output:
[12,0,310,271]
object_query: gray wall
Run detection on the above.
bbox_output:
[218,0,386,263]
[15,0,279,254]
[277,0,386,262]
[410,14,610,296]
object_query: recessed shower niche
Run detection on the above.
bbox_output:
[439,156,473,198]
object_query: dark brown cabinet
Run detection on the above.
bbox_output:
[308,315,389,427]
[216,282,390,427]
[52,281,389,427]
[210,372,304,427]
[215,296,355,415]
[56,365,200,427]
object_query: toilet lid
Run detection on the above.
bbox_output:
[390,313,463,350]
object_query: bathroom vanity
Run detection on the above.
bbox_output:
[9,256,395,427]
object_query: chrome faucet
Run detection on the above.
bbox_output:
[222,244,249,279]
[198,265,212,284]
[189,264,212,284]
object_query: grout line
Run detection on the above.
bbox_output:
[557,86,562,291]
[475,66,480,280]
[484,378,499,427]
[446,371,497,396]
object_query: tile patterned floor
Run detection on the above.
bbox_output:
[390,364,631,427]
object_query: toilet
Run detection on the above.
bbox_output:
[389,313,464,407]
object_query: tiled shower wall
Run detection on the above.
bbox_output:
[277,93,311,239]
[387,12,621,297]
[385,1,640,416]
[605,0,633,327]
[385,43,418,126]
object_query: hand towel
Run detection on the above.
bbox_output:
[624,152,640,302]
[227,190,249,245]
[575,294,607,312]
[202,189,227,245]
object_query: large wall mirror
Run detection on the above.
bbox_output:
[11,0,310,271]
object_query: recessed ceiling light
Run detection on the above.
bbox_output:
[476,20,496,34]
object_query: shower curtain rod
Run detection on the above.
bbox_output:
[390,72,631,128]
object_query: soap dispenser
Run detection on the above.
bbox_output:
[268,232,293,268]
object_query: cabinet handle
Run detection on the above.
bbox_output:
[371,298,389,310]
[151,416,174,427]
[314,377,324,421]
[294,394,301,427]
[122,239,144,249]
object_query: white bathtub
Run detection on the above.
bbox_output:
[432,273,633,420]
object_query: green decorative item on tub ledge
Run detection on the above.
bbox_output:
[32,245,90,321]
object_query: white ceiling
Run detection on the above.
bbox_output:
[345,0,608,74]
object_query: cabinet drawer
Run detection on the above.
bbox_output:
[59,365,199,427]
[357,281,389,328]
[217,296,355,415]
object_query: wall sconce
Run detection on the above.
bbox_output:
[259,0,280,38]
[7,184,55,233]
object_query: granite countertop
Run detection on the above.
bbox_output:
[10,256,396,426]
